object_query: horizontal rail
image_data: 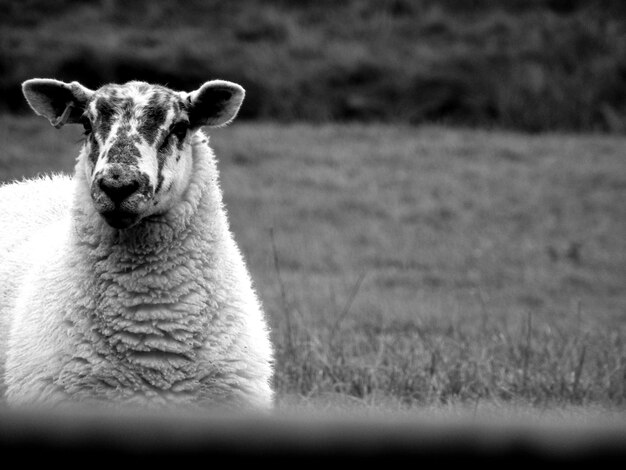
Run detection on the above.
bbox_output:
[1,407,624,464]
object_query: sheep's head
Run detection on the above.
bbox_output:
[22,78,245,229]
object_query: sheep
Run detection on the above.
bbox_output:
[0,78,274,411]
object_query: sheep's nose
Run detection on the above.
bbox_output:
[98,175,140,205]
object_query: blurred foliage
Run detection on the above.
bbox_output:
[1,0,626,131]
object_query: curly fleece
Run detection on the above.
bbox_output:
[0,133,274,410]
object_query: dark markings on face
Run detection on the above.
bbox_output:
[135,173,154,198]
[136,82,151,95]
[139,87,187,148]
[87,134,99,172]
[155,138,173,194]
[155,175,164,195]
[94,97,119,142]
[107,125,141,167]
[139,93,167,146]
[121,99,134,123]
[175,128,187,151]
[154,176,172,203]
[172,100,183,116]
[93,84,138,143]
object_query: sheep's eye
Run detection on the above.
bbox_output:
[170,121,189,140]
[81,117,92,135]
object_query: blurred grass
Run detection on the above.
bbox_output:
[1,0,626,131]
[1,114,624,408]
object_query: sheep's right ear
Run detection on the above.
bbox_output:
[22,79,94,129]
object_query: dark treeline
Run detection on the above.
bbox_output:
[1,0,625,132]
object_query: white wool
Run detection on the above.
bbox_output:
[0,132,274,411]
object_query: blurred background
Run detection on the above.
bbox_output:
[1,0,625,411]
[2,0,626,132]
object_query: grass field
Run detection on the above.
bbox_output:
[0,114,624,412]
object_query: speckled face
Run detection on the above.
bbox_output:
[81,82,193,229]
[23,77,245,229]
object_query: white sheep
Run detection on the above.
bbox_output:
[0,78,274,411]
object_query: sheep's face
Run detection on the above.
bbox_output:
[22,79,245,229]
[81,82,195,229]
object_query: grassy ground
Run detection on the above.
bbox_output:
[0,114,625,412]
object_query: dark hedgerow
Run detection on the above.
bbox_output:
[1,0,626,132]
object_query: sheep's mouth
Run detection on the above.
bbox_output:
[100,209,142,229]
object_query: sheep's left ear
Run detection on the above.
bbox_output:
[186,80,245,128]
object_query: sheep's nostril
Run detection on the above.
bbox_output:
[98,177,140,205]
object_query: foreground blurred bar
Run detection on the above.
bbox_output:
[0,407,624,464]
